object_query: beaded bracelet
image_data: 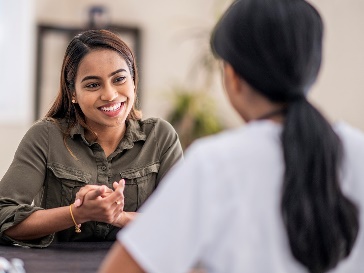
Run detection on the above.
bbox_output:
[69,204,81,233]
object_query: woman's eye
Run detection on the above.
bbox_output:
[85,83,100,89]
[114,76,126,83]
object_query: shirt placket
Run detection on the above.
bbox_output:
[92,143,111,239]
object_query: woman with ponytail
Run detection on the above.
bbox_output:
[100,1,364,272]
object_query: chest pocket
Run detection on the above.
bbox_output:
[47,163,92,208]
[120,163,160,212]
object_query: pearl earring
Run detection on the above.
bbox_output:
[72,99,76,103]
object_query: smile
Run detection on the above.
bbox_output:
[99,102,124,112]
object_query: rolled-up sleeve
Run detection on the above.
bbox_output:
[0,120,53,247]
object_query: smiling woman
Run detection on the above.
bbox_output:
[73,49,136,155]
[0,29,183,248]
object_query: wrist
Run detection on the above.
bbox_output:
[120,211,137,227]
[69,204,81,233]
[71,204,87,224]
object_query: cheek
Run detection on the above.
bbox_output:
[126,85,136,101]
[128,93,136,108]
[75,93,97,111]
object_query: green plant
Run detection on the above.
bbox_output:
[167,87,223,150]
[166,0,232,150]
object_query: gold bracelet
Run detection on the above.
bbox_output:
[69,204,81,233]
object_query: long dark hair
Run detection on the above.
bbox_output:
[211,0,359,272]
[46,29,142,141]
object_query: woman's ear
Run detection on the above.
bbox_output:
[224,63,253,96]
[223,63,245,96]
[71,93,77,104]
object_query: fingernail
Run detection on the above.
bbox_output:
[74,199,81,207]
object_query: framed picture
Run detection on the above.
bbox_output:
[34,24,141,120]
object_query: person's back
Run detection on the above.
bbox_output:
[98,0,363,272]
[168,120,364,272]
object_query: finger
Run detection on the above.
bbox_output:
[85,185,107,200]
[114,180,125,198]
[115,198,124,207]
[75,185,100,207]
[114,193,124,206]
[74,198,81,208]
[100,187,114,198]
[107,184,125,204]
[112,180,125,205]
[113,179,125,191]
[74,188,89,207]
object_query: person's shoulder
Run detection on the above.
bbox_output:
[139,117,174,128]
[191,120,281,154]
[334,121,364,147]
[24,118,63,138]
[183,126,244,161]
[182,121,282,174]
[14,118,61,149]
[138,117,177,135]
[26,118,55,132]
[334,122,364,165]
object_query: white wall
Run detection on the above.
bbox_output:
[0,0,35,178]
[309,0,364,127]
[0,0,364,178]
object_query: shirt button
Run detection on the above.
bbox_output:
[101,166,107,171]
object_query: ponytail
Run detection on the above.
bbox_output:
[281,99,359,273]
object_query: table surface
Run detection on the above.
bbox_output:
[0,241,114,273]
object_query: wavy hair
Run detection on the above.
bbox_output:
[46,29,142,144]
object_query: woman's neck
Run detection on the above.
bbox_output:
[86,124,127,157]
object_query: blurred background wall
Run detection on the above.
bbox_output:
[0,0,363,178]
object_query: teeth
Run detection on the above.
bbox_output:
[100,102,122,112]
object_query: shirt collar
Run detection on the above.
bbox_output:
[70,123,85,139]
[70,119,147,150]
[118,119,147,150]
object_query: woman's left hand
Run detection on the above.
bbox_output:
[74,180,123,207]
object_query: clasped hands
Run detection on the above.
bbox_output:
[72,179,127,228]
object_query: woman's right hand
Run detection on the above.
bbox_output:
[74,184,114,207]
[72,179,125,225]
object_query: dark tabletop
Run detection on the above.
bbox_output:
[0,241,114,273]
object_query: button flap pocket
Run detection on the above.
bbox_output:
[120,162,160,180]
[119,162,160,211]
[47,162,91,183]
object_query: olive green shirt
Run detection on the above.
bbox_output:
[0,117,182,247]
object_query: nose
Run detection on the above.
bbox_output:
[100,83,118,102]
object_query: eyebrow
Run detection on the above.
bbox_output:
[81,69,127,83]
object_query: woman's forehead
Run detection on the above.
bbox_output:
[76,49,130,77]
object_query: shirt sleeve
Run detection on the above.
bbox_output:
[154,119,183,184]
[118,142,213,273]
[0,120,54,247]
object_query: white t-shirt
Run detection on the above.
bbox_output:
[118,120,364,273]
